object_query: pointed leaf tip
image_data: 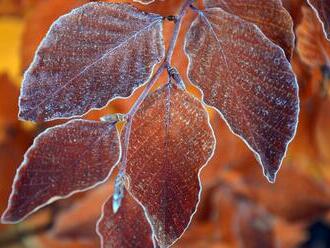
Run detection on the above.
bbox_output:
[3,120,120,223]
[126,84,215,247]
[185,8,299,183]
[98,193,154,248]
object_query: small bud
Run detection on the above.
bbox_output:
[100,113,127,123]
[112,172,125,214]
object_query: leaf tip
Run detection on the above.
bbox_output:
[264,169,277,184]
[0,209,16,224]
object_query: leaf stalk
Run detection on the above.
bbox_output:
[112,0,195,213]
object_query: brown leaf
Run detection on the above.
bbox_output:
[296,6,330,67]
[185,7,299,182]
[315,98,330,162]
[52,182,113,242]
[204,0,295,59]
[1,119,120,223]
[307,0,330,40]
[235,201,275,248]
[126,84,215,247]
[231,159,330,221]
[0,124,33,232]
[133,0,157,4]
[97,192,155,248]
[274,218,307,248]
[21,0,89,72]
[19,2,164,122]
[210,186,276,248]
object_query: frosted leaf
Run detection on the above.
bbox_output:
[97,193,155,248]
[19,2,165,122]
[185,8,299,182]
[125,84,215,247]
[204,0,294,59]
[307,0,330,40]
[1,120,120,223]
[134,0,156,4]
[296,7,330,67]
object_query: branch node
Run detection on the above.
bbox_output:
[166,15,178,22]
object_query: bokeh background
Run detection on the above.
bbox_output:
[1,0,330,247]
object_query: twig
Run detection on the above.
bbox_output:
[112,0,194,213]
[120,0,194,172]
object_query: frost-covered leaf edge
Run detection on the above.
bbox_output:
[184,8,300,183]
[18,2,165,122]
[96,190,159,248]
[1,119,122,224]
[133,0,156,5]
[120,86,217,247]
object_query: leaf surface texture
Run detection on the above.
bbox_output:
[19,2,164,121]
[204,0,294,59]
[185,8,299,182]
[126,85,215,247]
[2,119,120,223]
[97,193,155,248]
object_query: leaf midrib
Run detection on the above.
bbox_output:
[25,16,162,116]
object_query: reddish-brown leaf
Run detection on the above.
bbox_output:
[126,84,215,247]
[230,158,330,221]
[185,7,299,182]
[133,0,156,4]
[307,0,330,40]
[204,0,294,59]
[1,119,120,223]
[315,98,330,162]
[210,186,276,247]
[235,201,275,248]
[296,6,330,67]
[97,193,155,248]
[19,2,164,122]
[52,182,113,242]
[21,0,89,71]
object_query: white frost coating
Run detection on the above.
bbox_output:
[134,0,156,4]
[307,0,330,41]
[96,189,159,248]
[122,87,217,248]
[184,8,300,183]
[203,0,295,59]
[1,119,122,224]
[19,2,165,122]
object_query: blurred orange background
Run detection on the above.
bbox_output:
[1,0,330,247]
